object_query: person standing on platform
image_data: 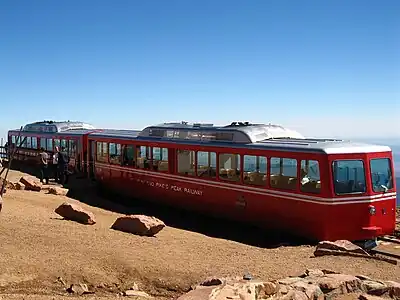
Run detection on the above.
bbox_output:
[39,147,49,184]
[53,146,59,182]
[58,146,70,184]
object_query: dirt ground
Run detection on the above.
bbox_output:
[0,169,399,299]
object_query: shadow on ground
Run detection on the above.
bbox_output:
[6,161,315,249]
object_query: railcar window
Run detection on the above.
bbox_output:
[54,139,60,150]
[32,137,37,149]
[40,138,46,149]
[370,158,393,192]
[26,137,32,148]
[102,142,108,161]
[122,145,135,166]
[218,153,241,182]
[243,155,267,186]
[19,136,25,148]
[332,160,366,194]
[152,147,169,172]
[96,142,102,161]
[270,157,298,191]
[177,149,196,175]
[12,136,16,144]
[109,143,121,165]
[136,146,151,169]
[196,151,217,178]
[68,140,76,157]
[96,142,108,163]
[61,139,67,150]
[46,139,53,151]
[300,160,321,194]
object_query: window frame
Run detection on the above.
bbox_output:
[331,159,367,196]
[109,142,122,165]
[218,152,241,183]
[299,159,321,194]
[369,157,394,193]
[243,154,268,186]
[269,157,299,191]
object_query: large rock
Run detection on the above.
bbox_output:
[19,176,42,191]
[111,215,165,236]
[55,202,96,225]
[177,270,400,300]
[314,240,369,256]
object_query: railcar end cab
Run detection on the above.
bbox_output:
[326,150,396,241]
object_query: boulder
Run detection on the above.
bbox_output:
[314,240,369,256]
[48,187,68,196]
[55,202,96,225]
[111,215,165,236]
[19,176,42,191]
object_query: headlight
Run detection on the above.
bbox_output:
[369,205,376,215]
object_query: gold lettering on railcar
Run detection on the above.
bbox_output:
[136,179,203,196]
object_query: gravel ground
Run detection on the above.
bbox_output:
[0,169,399,299]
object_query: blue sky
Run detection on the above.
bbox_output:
[0,0,399,143]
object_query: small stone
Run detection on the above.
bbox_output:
[15,182,25,190]
[362,280,389,296]
[57,276,66,286]
[305,269,324,277]
[123,290,152,298]
[129,282,139,290]
[201,277,223,286]
[243,273,253,280]
[48,186,68,196]
[66,283,92,295]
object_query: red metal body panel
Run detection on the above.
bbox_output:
[88,136,397,242]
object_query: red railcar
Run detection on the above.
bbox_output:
[86,121,397,242]
[7,120,99,173]
[8,120,397,242]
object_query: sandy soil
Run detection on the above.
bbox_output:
[0,169,399,299]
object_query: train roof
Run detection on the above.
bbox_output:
[19,120,95,133]
[89,123,392,154]
[138,121,305,143]
[89,129,141,139]
[252,138,392,154]
[8,120,393,155]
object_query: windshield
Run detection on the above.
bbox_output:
[370,158,394,192]
[332,160,366,195]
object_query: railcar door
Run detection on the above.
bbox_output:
[88,140,96,180]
